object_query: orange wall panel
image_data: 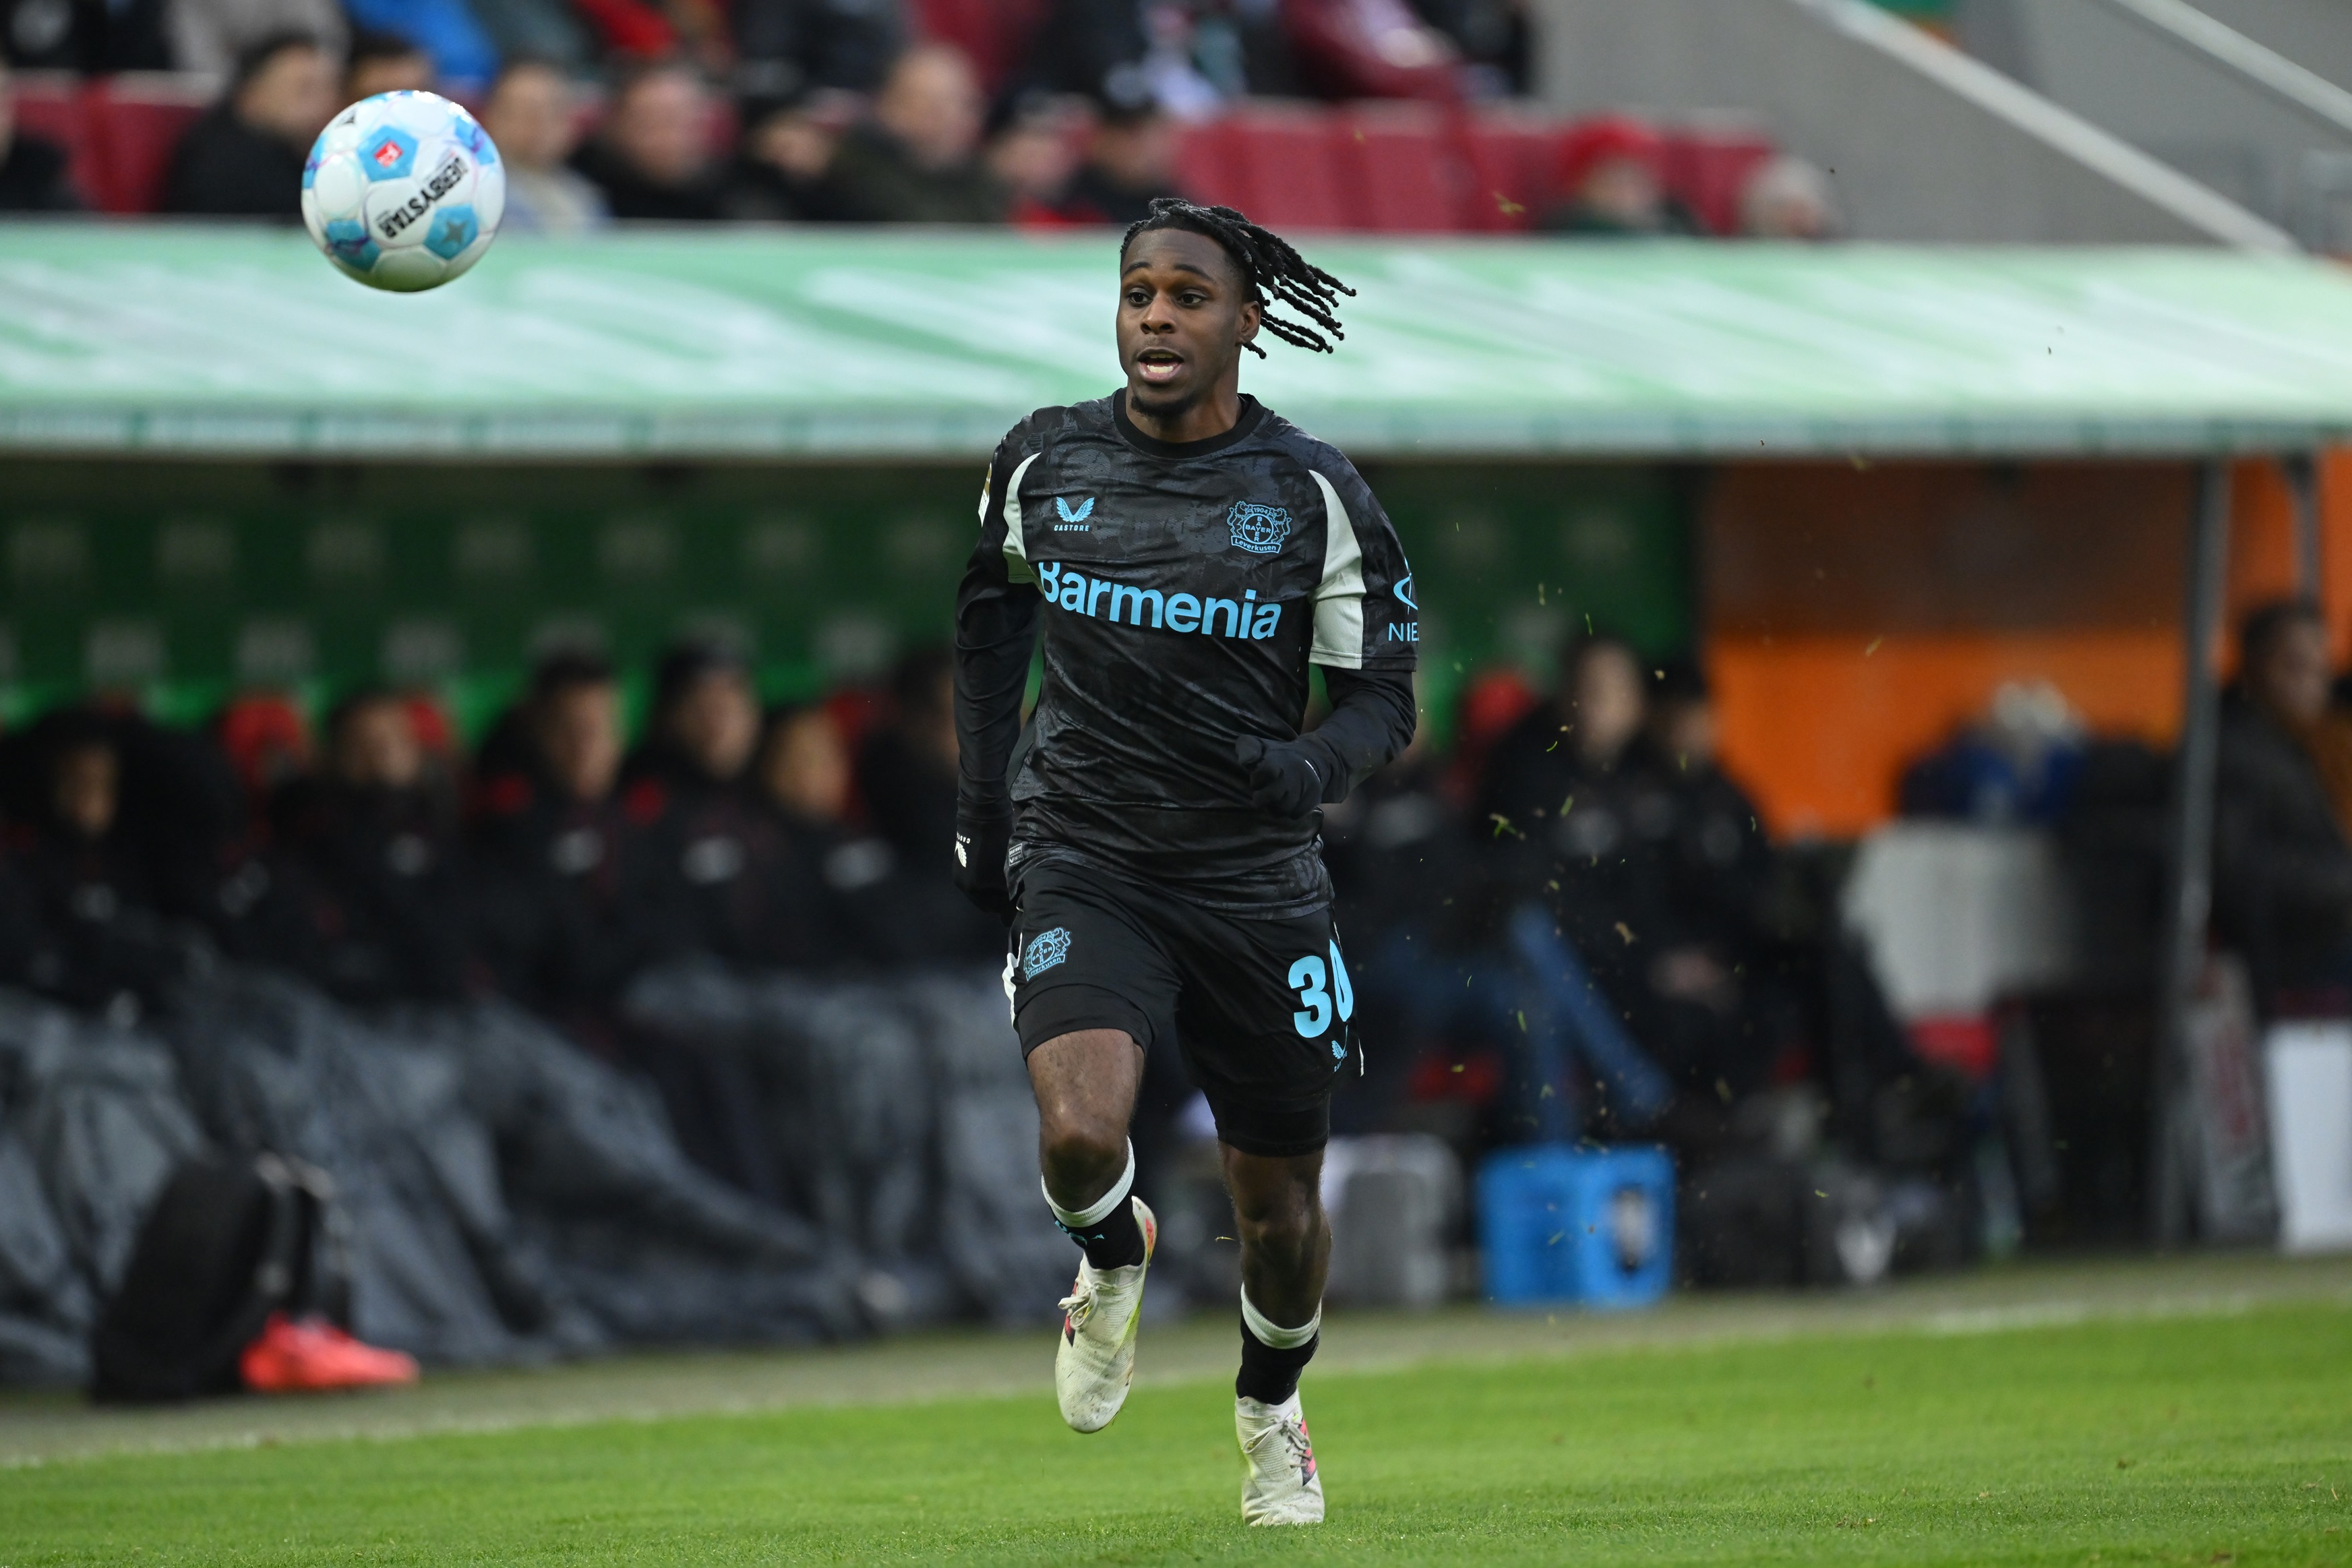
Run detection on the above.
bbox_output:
[1703,450,2352,840]
[1710,629,2182,839]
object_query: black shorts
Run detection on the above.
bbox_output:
[1006,859,1356,1158]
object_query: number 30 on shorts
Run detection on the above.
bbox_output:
[1288,942,1356,1039]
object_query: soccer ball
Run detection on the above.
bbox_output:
[302,91,505,293]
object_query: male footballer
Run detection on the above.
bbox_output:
[952,198,1418,1526]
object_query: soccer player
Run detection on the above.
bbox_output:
[951,198,1419,1526]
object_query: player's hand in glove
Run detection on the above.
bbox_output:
[1235,735,1327,820]
[953,802,1013,920]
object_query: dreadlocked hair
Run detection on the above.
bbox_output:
[1120,198,1355,357]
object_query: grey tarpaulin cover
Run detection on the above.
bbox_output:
[0,962,1061,1386]
[625,963,1071,1325]
[161,971,863,1362]
[0,992,204,1384]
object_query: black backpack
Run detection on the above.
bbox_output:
[91,1151,350,1404]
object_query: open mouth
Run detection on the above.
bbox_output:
[1135,349,1184,384]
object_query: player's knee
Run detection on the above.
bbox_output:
[1038,1120,1126,1192]
[1233,1182,1322,1256]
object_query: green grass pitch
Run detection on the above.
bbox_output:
[3,1299,2347,1565]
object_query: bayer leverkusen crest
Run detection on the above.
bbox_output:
[1227,501,1292,554]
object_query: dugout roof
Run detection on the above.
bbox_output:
[3,226,2351,460]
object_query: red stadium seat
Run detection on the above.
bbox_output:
[1174,118,1251,213]
[1335,100,1467,232]
[1459,107,1563,231]
[1661,125,1775,237]
[89,75,211,214]
[1217,103,1350,231]
[8,71,103,210]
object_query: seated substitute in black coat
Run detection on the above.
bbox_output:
[2213,599,2352,1011]
[2,721,200,1011]
[271,690,476,1005]
[160,31,335,219]
[1477,632,1677,1000]
[620,641,780,968]
[469,655,691,1036]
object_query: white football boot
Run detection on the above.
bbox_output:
[1053,1197,1156,1433]
[1237,1391,1325,1526]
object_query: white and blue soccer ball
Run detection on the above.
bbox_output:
[301,90,505,293]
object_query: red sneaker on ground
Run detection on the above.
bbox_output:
[239,1313,420,1393]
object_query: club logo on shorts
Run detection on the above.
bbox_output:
[1227,501,1292,555]
[1023,926,1072,979]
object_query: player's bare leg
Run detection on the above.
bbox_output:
[1223,1145,1329,1526]
[1029,1029,1157,1433]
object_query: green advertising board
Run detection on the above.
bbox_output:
[0,456,1687,740]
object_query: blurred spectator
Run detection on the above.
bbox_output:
[856,644,1002,961]
[1409,0,1522,96]
[568,0,673,60]
[272,689,475,1004]
[572,59,725,220]
[338,3,493,84]
[1024,0,1288,111]
[1282,0,1456,101]
[859,644,956,861]
[1478,633,1673,999]
[160,30,334,218]
[1739,153,1841,241]
[1625,661,1782,1102]
[2214,599,2352,1013]
[733,0,902,100]
[464,0,586,72]
[751,699,895,966]
[212,693,312,807]
[3,0,169,71]
[1900,681,2086,824]
[0,57,81,210]
[469,652,689,1029]
[340,26,436,98]
[623,640,779,964]
[1540,117,1698,238]
[987,95,1083,226]
[722,87,849,220]
[1058,101,1178,226]
[163,0,342,81]
[817,42,1004,224]
[483,57,608,232]
[1,719,196,1013]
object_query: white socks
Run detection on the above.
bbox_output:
[1045,1141,1135,1232]
[1241,1286,1321,1351]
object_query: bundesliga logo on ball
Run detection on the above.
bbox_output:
[302,91,506,293]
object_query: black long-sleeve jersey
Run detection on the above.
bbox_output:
[954,392,1420,917]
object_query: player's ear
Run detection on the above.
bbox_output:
[1237,298,1263,351]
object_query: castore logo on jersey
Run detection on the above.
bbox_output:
[1054,497,1094,531]
[1227,502,1292,554]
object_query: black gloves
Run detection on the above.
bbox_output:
[1235,735,1327,820]
[953,800,1013,919]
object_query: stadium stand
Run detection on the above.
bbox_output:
[10,70,208,213]
[6,61,1783,232]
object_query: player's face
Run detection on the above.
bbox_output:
[1117,231,1263,418]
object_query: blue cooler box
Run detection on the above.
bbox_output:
[1477,1145,1675,1308]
